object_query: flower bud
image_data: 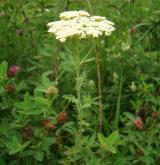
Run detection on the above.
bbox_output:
[45,86,59,97]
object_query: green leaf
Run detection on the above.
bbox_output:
[98,130,120,154]
[15,93,44,115]
[40,137,55,152]
[0,61,8,80]
[34,152,44,162]
[113,158,126,165]
[42,76,52,87]
[6,136,30,155]
[98,133,106,144]
[107,130,120,146]
[81,57,95,64]
[15,93,32,110]
[123,112,135,120]
[34,96,50,106]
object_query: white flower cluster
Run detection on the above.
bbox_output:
[47,11,115,42]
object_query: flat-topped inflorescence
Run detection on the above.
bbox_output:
[47,11,115,42]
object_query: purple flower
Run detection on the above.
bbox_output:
[8,65,20,78]
[133,117,143,130]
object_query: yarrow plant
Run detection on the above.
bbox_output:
[47,11,115,160]
[47,11,115,42]
[48,10,115,132]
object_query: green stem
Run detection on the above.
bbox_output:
[87,0,93,15]
[76,53,81,101]
[93,40,103,133]
[75,44,82,137]
[115,69,123,129]
[87,0,103,133]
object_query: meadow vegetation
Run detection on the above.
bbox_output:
[0,0,160,164]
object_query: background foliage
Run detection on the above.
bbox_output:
[0,0,160,164]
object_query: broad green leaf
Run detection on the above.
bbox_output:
[15,93,45,115]
[34,96,50,106]
[107,130,119,146]
[16,106,44,115]
[15,93,32,110]
[42,76,52,87]
[34,152,44,162]
[98,133,106,144]
[6,136,30,155]
[98,130,120,154]
[40,137,55,152]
